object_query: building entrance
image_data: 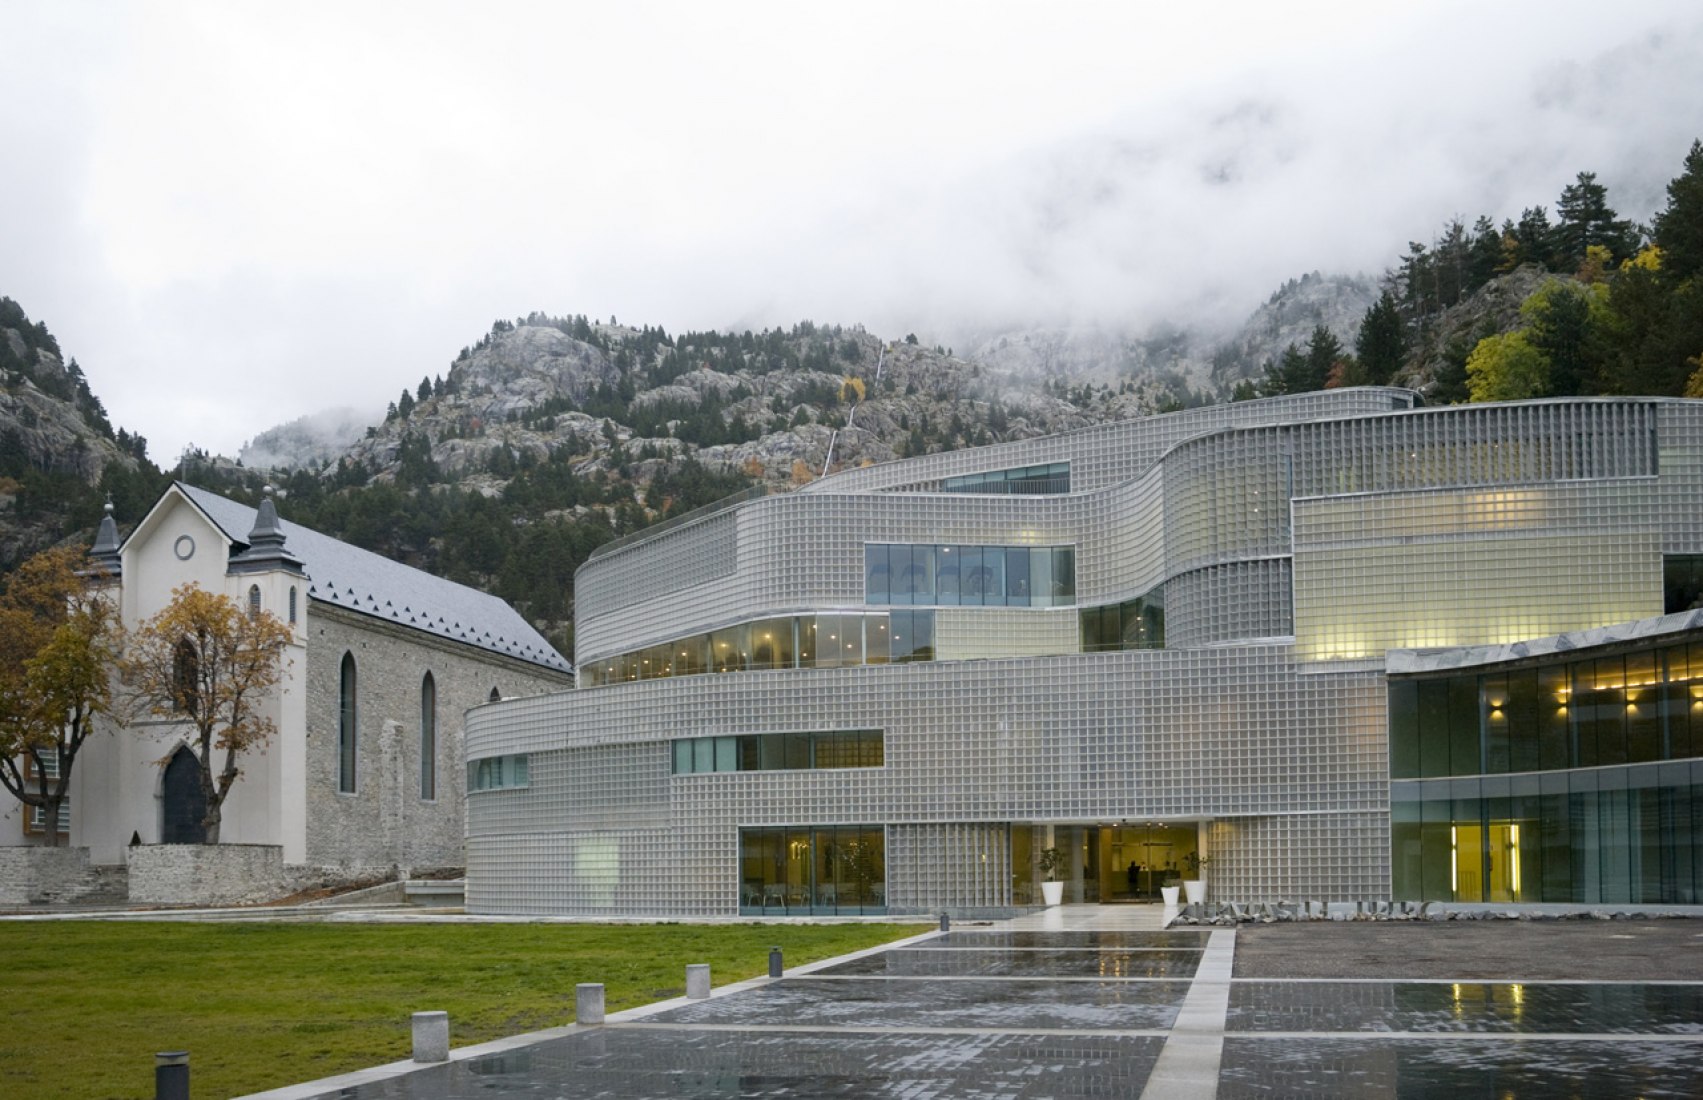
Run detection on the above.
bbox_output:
[1017,822,1200,905]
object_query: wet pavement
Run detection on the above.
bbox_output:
[247,905,1703,1100]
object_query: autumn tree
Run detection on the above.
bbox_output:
[0,548,122,846]
[1467,331,1549,402]
[122,585,292,844]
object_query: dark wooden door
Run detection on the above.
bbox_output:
[160,746,206,844]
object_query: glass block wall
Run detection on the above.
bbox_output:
[469,393,1703,914]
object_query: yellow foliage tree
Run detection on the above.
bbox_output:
[840,376,866,403]
[122,584,292,843]
[1466,331,1549,403]
[1683,353,1703,399]
[1576,244,1615,284]
[0,548,122,846]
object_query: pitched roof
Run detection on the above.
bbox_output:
[173,483,571,674]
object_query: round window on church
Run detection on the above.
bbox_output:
[174,535,195,561]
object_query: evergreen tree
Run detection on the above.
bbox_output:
[1520,281,1600,396]
[1468,215,1503,291]
[1355,292,1407,386]
[1510,206,1555,269]
[1551,171,1638,269]
[1303,324,1343,391]
[1653,139,1703,284]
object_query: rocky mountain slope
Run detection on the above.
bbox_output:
[0,298,160,566]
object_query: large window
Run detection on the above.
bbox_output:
[581,611,934,687]
[672,730,884,775]
[468,753,529,792]
[338,652,357,794]
[1080,588,1166,652]
[1389,640,1703,781]
[942,462,1069,495]
[1392,764,1703,904]
[420,672,437,801]
[739,826,886,914]
[21,752,68,836]
[865,544,1076,608]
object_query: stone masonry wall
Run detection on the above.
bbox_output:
[303,606,570,873]
[0,846,97,905]
[126,843,291,905]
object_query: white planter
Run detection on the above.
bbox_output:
[1041,880,1064,906]
[1161,885,1180,906]
[1183,879,1206,904]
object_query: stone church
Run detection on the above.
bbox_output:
[2,481,572,880]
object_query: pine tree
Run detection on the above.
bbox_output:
[1511,206,1554,269]
[1355,291,1407,386]
[1552,172,1638,269]
[1303,324,1343,391]
[1653,139,1703,284]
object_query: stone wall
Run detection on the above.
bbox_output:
[303,605,570,873]
[126,843,291,906]
[0,846,99,905]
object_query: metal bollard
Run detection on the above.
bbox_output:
[576,982,606,1025]
[411,1011,449,1062]
[939,912,951,932]
[768,946,783,978]
[686,963,711,999]
[155,1051,189,1100]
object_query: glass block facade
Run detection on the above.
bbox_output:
[465,390,1703,915]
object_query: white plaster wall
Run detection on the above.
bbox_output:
[63,491,312,864]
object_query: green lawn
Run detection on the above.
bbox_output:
[0,919,928,1099]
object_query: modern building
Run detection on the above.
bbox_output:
[465,388,1703,915]
[3,482,572,874]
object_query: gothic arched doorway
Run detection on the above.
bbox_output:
[161,746,206,844]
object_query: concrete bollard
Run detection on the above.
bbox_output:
[411,1011,449,1063]
[686,963,711,1000]
[768,946,783,978]
[939,912,951,932]
[576,983,606,1025]
[154,1051,189,1100]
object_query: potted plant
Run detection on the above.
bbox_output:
[1038,847,1066,906]
[1183,851,1212,904]
[1160,875,1181,906]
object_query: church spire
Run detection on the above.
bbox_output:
[89,496,122,578]
[228,485,305,575]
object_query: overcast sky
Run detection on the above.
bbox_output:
[3,1,1701,464]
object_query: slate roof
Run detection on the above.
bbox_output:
[173,483,571,674]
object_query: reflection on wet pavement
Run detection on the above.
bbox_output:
[1219,1037,1703,1099]
[646,976,1192,1030]
[275,910,1703,1100]
[931,930,1210,950]
[817,946,1202,978]
[1229,981,1703,1035]
[342,1030,1168,1099]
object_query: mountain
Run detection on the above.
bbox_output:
[237,408,373,470]
[0,298,165,566]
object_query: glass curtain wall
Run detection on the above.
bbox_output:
[1389,634,1703,903]
[738,827,886,915]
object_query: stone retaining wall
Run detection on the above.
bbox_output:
[126,843,293,906]
[0,846,98,905]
